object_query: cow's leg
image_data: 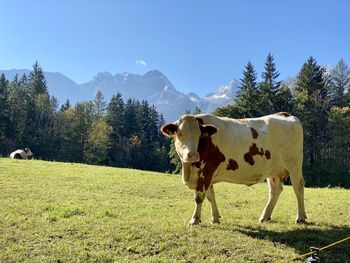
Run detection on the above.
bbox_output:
[290,172,307,223]
[189,191,205,226]
[205,185,220,223]
[259,177,283,222]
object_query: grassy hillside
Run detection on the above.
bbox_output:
[0,158,349,262]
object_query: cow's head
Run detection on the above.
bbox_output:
[161,115,218,163]
[24,147,33,158]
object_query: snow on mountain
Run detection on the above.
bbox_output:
[187,92,201,103]
[0,69,238,121]
[203,80,239,113]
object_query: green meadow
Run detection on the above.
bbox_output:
[0,158,349,262]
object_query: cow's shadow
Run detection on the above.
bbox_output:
[232,222,350,261]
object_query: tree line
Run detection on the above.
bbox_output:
[213,54,350,187]
[0,62,172,172]
[1,57,350,188]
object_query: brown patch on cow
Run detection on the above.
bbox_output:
[199,124,217,137]
[196,117,204,125]
[194,137,226,191]
[244,143,271,166]
[276,112,291,117]
[227,159,239,171]
[13,153,22,159]
[250,127,259,139]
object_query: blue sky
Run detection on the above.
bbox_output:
[1,0,349,97]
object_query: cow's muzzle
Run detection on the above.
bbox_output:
[183,152,200,163]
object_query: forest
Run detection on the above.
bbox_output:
[1,54,350,187]
[0,63,170,172]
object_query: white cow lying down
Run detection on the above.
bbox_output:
[161,112,307,225]
[10,148,33,159]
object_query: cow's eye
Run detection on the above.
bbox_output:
[177,133,183,138]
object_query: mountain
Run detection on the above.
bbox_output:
[203,80,240,113]
[0,69,238,121]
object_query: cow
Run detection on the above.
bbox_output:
[10,147,33,160]
[161,113,306,225]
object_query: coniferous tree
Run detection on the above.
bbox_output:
[274,83,293,113]
[56,107,79,161]
[25,63,55,158]
[7,79,30,148]
[294,57,330,184]
[330,58,350,107]
[327,106,350,186]
[74,101,94,162]
[193,106,202,115]
[123,98,138,137]
[0,74,10,155]
[236,61,260,117]
[259,53,281,114]
[28,61,48,96]
[93,90,107,120]
[59,99,71,112]
[106,93,126,166]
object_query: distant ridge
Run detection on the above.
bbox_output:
[0,69,239,121]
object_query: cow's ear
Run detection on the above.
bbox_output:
[161,123,178,137]
[200,124,218,136]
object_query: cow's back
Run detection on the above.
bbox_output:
[10,150,26,159]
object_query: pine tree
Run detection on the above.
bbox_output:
[0,74,10,154]
[193,106,202,115]
[26,62,54,158]
[327,106,350,187]
[274,83,293,113]
[32,93,57,158]
[7,79,30,148]
[28,61,48,96]
[123,98,138,137]
[294,57,330,184]
[59,99,71,112]
[235,61,260,117]
[259,53,281,114]
[106,93,126,166]
[93,90,107,120]
[74,101,94,162]
[330,58,350,107]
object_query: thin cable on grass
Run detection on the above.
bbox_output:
[279,236,350,262]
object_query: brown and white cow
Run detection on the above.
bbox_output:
[161,113,306,225]
[10,147,33,159]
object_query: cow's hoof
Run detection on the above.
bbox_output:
[188,218,201,226]
[258,216,271,223]
[296,218,307,224]
[211,218,220,224]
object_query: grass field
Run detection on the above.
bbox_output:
[0,158,349,262]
